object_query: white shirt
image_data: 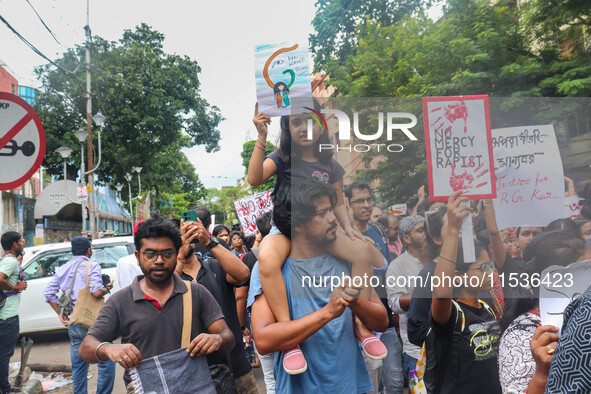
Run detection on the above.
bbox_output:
[385,251,425,359]
[116,254,142,288]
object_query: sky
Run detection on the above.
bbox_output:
[0,0,317,189]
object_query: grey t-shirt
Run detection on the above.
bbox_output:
[267,151,346,201]
[88,275,224,384]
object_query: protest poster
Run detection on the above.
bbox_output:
[254,42,313,117]
[539,260,591,334]
[564,195,582,220]
[423,95,496,201]
[388,204,407,216]
[234,190,273,237]
[491,124,565,230]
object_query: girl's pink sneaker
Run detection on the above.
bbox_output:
[355,330,387,360]
[283,345,308,375]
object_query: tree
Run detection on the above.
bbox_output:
[312,0,591,204]
[35,24,222,200]
[240,140,277,193]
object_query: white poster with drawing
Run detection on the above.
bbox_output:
[540,260,591,334]
[492,125,565,230]
[254,42,313,117]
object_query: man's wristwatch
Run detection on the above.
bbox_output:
[206,236,220,250]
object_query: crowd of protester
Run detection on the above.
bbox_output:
[1,103,591,393]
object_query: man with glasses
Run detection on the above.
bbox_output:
[79,216,234,390]
[344,182,403,393]
[44,236,115,394]
[378,213,402,258]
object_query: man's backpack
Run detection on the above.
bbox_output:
[416,300,496,393]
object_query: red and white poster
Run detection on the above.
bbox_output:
[234,190,274,237]
[423,95,496,201]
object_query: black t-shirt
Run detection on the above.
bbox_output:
[430,301,502,394]
[181,259,251,378]
[266,151,346,201]
[408,261,436,347]
[194,237,232,260]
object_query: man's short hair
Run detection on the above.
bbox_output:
[273,181,337,237]
[192,205,212,229]
[344,181,372,200]
[134,216,182,252]
[256,212,273,238]
[377,213,395,229]
[1,231,21,251]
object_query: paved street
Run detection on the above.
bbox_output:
[11,331,267,393]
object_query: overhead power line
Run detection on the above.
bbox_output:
[24,0,62,45]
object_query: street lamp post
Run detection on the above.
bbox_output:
[132,167,143,222]
[74,129,88,235]
[115,183,123,233]
[55,146,73,180]
[124,173,134,227]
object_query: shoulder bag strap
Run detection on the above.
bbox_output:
[200,259,233,370]
[450,300,465,387]
[68,259,86,292]
[181,280,192,348]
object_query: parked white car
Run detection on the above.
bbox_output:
[19,237,135,334]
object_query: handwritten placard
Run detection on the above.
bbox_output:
[254,42,313,117]
[492,125,565,229]
[388,204,407,215]
[234,190,274,237]
[565,195,582,220]
[540,260,591,334]
[423,95,496,201]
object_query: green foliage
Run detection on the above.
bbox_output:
[311,0,591,203]
[35,24,222,201]
[240,140,277,193]
[201,186,251,226]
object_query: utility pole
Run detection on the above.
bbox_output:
[84,0,95,238]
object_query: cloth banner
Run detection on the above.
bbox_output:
[254,42,313,116]
[129,347,215,394]
[492,124,565,229]
[234,190,273,237]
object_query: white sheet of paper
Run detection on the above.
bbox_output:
[539,260,591,335]
[461,200,475,263]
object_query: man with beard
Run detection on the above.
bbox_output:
[44,236,115,394]
[378,213,403,258]
[386,215,433,381]
[0,232,27,394]
[250,181,388,392]
[79,216,234,389]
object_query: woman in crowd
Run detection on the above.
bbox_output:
[428,190,501,393]
[497,231,591,393]
[212,224,231,245]
[230,230,248,256]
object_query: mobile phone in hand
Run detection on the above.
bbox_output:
[181,210,198,222]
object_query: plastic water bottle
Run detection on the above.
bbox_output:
[409,369,427,394]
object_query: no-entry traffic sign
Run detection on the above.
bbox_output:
[0,92,46,190]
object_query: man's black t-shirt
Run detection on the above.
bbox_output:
[194,237,232,260]
[430,301,501,394]
[408,261,436,347]
[181,259,251,378]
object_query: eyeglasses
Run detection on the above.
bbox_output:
[350,197,375,206]
[384,225,399,232]
[141,249,177,263]
[468,261,495,272]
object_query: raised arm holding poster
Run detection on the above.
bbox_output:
[491,124,565,230]
[254,42,313,117]
[423,95,496,201]
[234,190,274,237]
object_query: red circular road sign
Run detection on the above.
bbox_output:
[0,92,46,190]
